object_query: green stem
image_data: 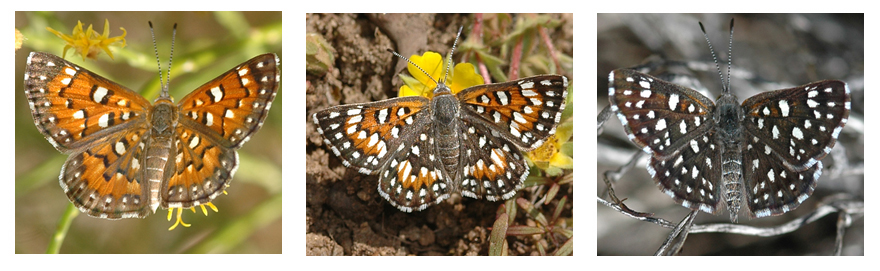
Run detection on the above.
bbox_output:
[46,203,78,254]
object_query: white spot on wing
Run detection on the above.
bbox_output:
[668,93,679,110]
[210,86,223,102]
[655,119,667,131]
[779,100,790,117]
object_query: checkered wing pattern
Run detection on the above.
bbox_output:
[313,96,457,212]
[162,54,279,209]
[312,97,430,174]
[740,80,849,217]
[457,75,569,150]
[376,115,454,212]
[25,52,153,152]
[609,68,850,221]
[24,52,280,219]
[456,75,568,200]
[25,52,155,218]
[609,69,723,214]
[313,74,569,212]
[607,18,852,222]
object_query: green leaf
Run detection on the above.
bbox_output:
[488,214,509,256]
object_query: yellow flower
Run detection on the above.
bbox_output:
[166,188,227,231]
[15,28,24,51]
[167,203,221,231]
[527,118,573,176]
[398,51,484,98]
[46,19,126,61]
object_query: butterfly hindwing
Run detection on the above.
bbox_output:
[160,124,239,209]
[456,110,530,201]
[376,119,452,212]
[59,127,151,219]
[741,134,822,218]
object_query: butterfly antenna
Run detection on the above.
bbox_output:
[443,26,464,85]
[726,18,734,94]
[149,21,166,97]
[387,49,439,86]
[166,23,177,95]
[699,20,728,94]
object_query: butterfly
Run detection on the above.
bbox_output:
[24,51,280,219]
[607,19,850,222]
[312,50,568,212]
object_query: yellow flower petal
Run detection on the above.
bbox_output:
[398,51,484,98]
[409,52,444,87]
[398,73,429,98]
[549,152,573,169]
[399,85,420,98]
[450,62,484,94]
[167,208,192,231]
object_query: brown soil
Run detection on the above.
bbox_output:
[305,13,573,256]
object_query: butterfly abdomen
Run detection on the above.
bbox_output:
[145,101,177,212]
[432,93,462,180]
[720,141,744,222]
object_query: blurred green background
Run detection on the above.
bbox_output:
[15,11,282,253]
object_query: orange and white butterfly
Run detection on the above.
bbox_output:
[23,52,280,219]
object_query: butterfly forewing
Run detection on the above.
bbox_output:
[178,53,280,149]
[25,52,152,152]
[457,75,569,151]
[609,69,716,159]
[313,97,431,175]
[740,80,850,170]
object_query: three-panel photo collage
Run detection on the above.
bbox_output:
[13,11,865,261]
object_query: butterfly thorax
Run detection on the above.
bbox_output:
[713,93,746,222]
[431,83,462,182]
[432,83,458,124]
[149,99,178,137]
[144,99,179,212]
[713,93,743,140]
